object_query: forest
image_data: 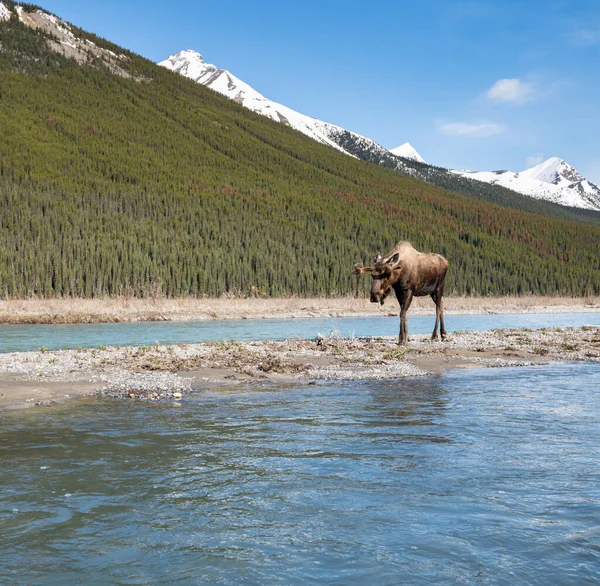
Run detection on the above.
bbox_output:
[1,5,599,298]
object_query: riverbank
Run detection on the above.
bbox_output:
[1,295,599,324]
[1,326,598,411]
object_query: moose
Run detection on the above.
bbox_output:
[353,241,448,345]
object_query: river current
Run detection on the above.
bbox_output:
[1,311,600,353]
[1,362,599,584]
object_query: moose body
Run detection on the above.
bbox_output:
[354,241,448,345]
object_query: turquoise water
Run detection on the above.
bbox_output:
[1,363,599,584]
[1,312,599,353]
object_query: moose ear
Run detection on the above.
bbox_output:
[387,253,400,267]
[374,253,382,264]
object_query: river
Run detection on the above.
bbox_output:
[1,362,599,584]
[1,311,600,353]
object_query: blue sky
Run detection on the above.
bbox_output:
[39,0,600,182]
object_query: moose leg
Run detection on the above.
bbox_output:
[430,292,440,341]
[432,287,447,341]
[436,286,446,340]
[398,290,413,345]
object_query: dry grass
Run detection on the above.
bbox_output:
[0,294,598,325]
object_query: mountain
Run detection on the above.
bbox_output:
[390,143,426,163]
[1,2,600,299]
[159,50,419,167]
[160,51,600,215]
[522,157,600,208]
[452,158,600,212]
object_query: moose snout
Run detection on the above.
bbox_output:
[371,292,386,304]
[370,277,387,304]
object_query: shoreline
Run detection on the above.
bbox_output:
[1,326,598,412]
[1,295,599,325]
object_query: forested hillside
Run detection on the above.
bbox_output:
[1,4,599,298]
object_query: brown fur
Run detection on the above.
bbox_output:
[353,241,448,345]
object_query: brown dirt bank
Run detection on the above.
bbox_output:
[1,295,599,325]
[0,326,598,412]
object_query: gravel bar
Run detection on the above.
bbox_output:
[0,326,598,408]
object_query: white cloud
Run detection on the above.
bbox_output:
[438,121,507,138]
[487,78,535,104]
[525,153,544,168]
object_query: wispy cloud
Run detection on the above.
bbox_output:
[525,153,544,168]
[438,121,507,138]
[487,78,535,104]
[570,25,600,46]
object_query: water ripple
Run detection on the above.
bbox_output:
[1,363,599,584]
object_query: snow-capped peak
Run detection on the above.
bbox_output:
[172,49,205,61]
[520,157,586,186]
[390,142,426,164]
[159,50,270,107]
[160,50,216,81]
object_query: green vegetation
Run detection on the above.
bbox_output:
[1,6,600,298]
[383,347,408,360]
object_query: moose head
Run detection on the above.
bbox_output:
[353,252,401,305]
